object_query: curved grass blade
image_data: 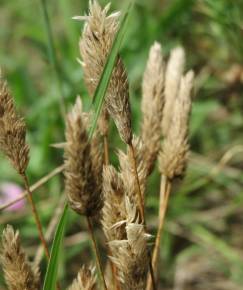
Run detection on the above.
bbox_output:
[43,203,69,290]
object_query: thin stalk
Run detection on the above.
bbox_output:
[39,0,66,118]
[146,175,172,290]
[0,165,64,211]
[128,143,145,221]
[103,135,109,165]
[86,216,108,290]
[128,142,157,290]
[102,134,121,289]
[22,173,50,260]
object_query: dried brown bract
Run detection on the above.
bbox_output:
[76,0,132,144]
[0,72,29,175]
[64,97,103,217]
[102,165,126,242]
[159,71,194,179]
[141,42,165,174]
[109,198,150,290]
[68,265,97,290]
[118,136,147,209]
[0,225,40,290]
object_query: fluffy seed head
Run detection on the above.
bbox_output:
[109,198,150,290]
[102,165,126,242]
[64,97,103,217]
[159,71,194,179]
[0,72,29,175]
[78,1,132,144]
[0,225,40,290]
[68,265,97,290]
[162,47,185,136]
[141,42,165,174]
[118,136,147,212]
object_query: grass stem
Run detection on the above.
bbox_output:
[22,173,50,260]
[128,143,145,221]
[147,175,172,290]
[39,0,66,118]
[128,142,157,290]
[86,216,107,290]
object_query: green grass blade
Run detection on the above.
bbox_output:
[43,204,69,290]
[88,0,134,139]
[39,0,66,117]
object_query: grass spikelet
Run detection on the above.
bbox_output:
[77,0,132,144]
[141,42,165,175]
[0,71,29,175]
[109,197,150,290]
[159,71,194,179]
[102,165,126,242]
[118,136,147,215]
[0,71,50,260]
[162,47,185,136]
[64,96,103,217]
[0,225,40,290]
[68,265,97,290]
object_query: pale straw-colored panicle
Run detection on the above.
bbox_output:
[76,1,132,144]
[0,71,29,175]
[118,136,147,211]
[0,225,40,290]
[159,70,194,180]
[64,97,103,217]
[68,265,97,290]
[141,42,165,175]
[162,47,185,137]
[102,165,126,242]
[109,197,150,290]
[90,130,104,195]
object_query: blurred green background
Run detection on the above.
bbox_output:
[1,0,243,289]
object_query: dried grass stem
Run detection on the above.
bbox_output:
[22,173,50,260]
[86,216,107,290]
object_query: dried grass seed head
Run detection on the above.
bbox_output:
[162,47,185,136]
[68,265,97,290]
[78,0,132,144]
[102,165,126,242]
[109,198,150,290]
[0,72,29,175]
[64,97,103,217]
[159,71,194,179]
[118,136,147,212]
[0,225,40,290]
[141,42,165,174]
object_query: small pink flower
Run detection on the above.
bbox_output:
[0,182,25,211]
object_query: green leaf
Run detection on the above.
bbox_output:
[43,204,69,290]
[88,0,134,139]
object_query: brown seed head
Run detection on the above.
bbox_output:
[109,198,150,290]
[0,72,29,175]
[0,225,40,290]
[118,136,147,210]
[68,265,97,290]
[102,165,126,242]
[141,42,165,175]
[64,97,103,217]
[78,1,132,144]
[159,71,194,179]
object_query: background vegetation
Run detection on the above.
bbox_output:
[1,0,243,289]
